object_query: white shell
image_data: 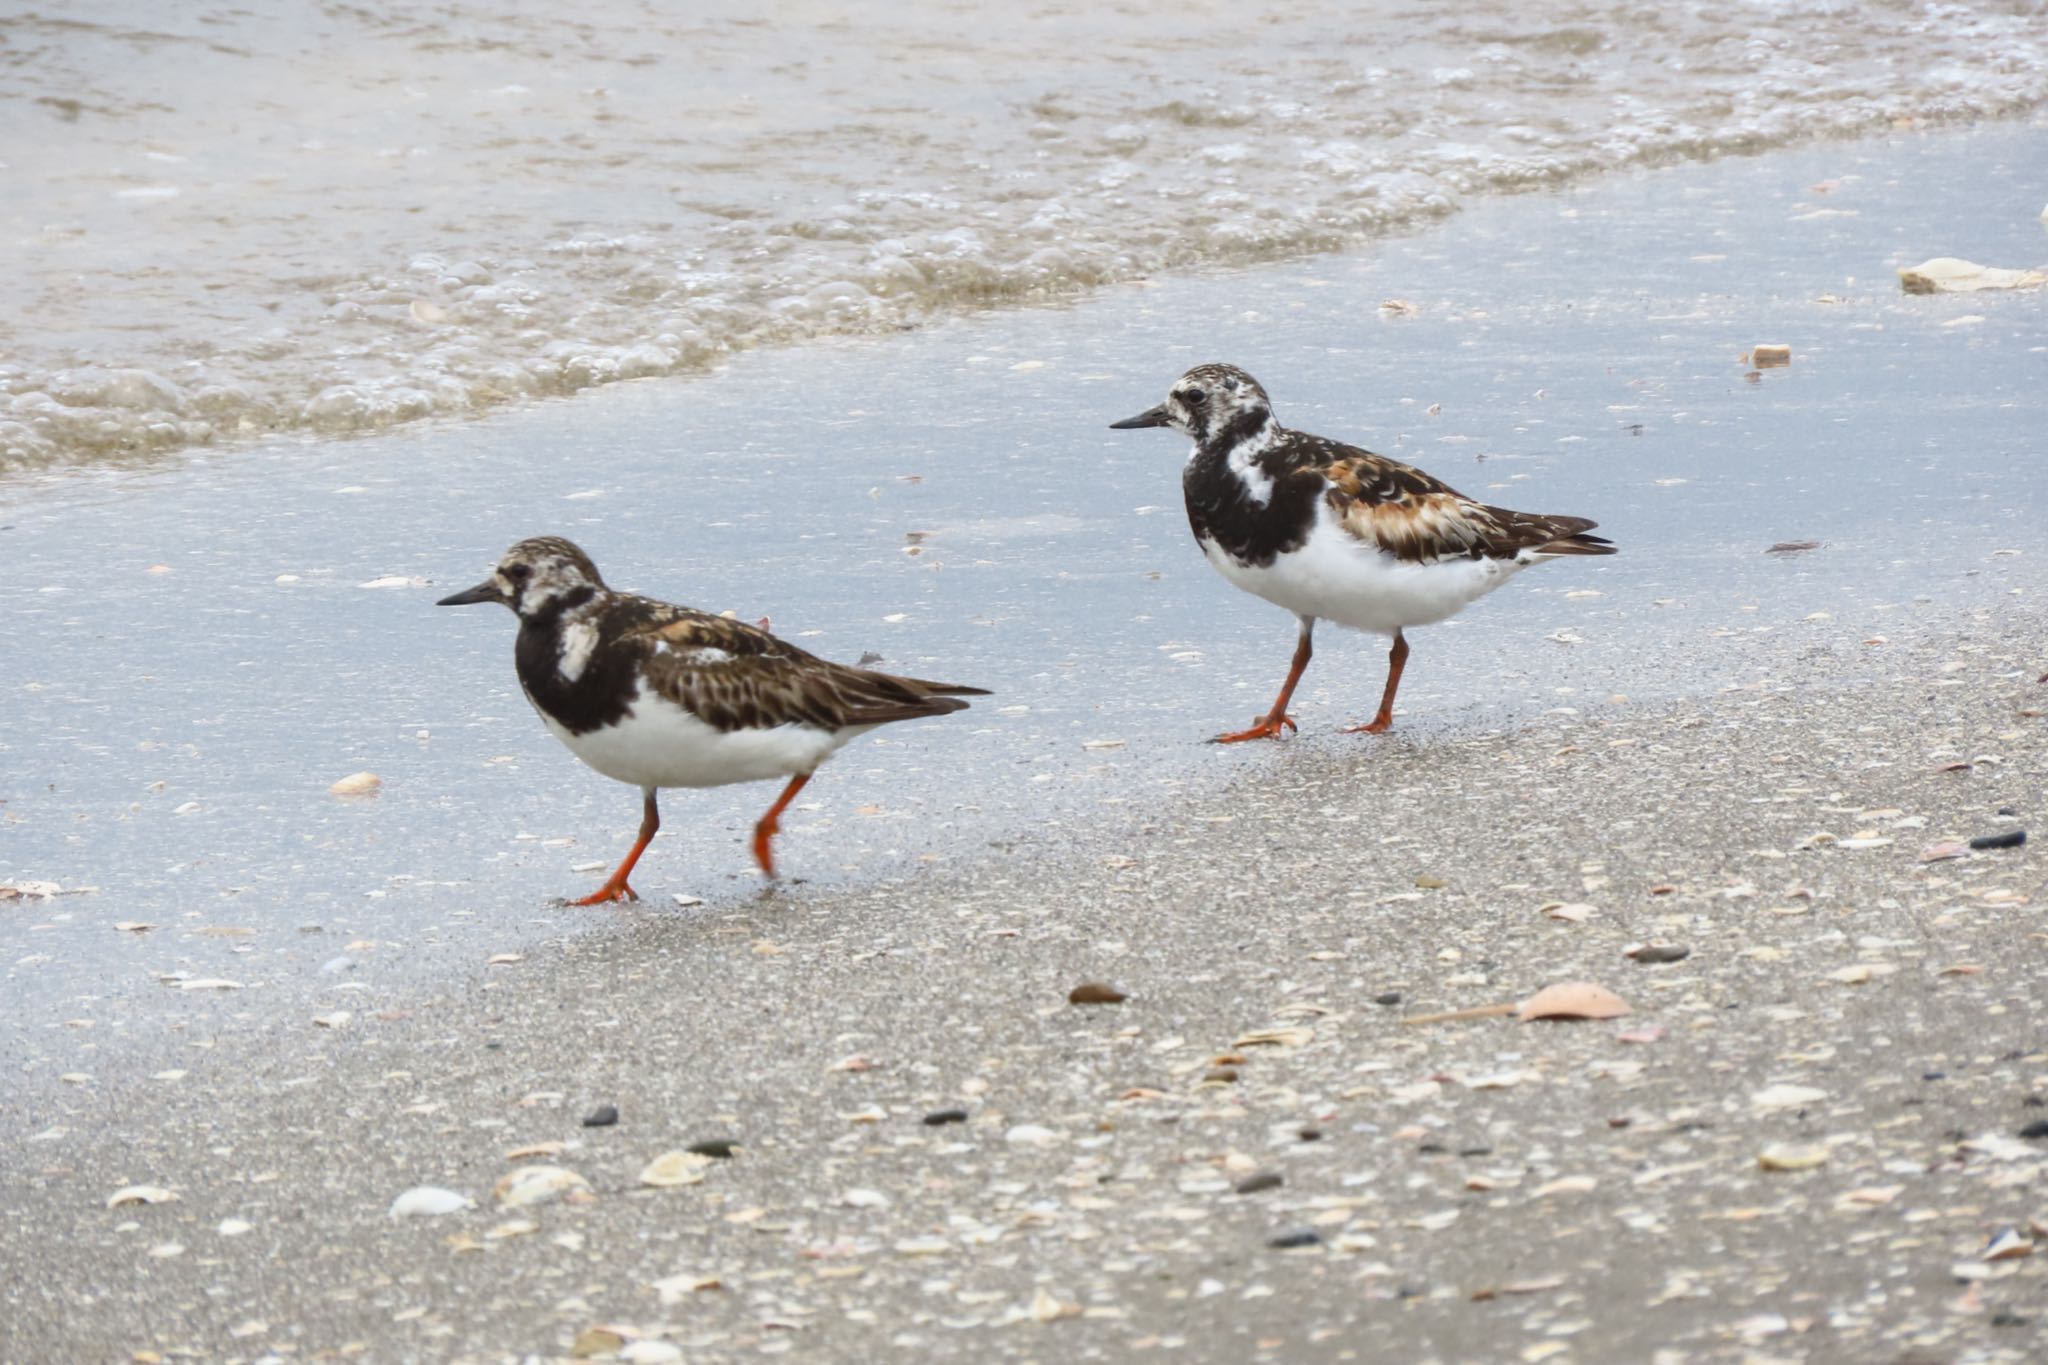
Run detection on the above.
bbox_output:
[388,1186,472,1218]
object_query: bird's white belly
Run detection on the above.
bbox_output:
[537,689,863,790]
[1201,509,1526,634]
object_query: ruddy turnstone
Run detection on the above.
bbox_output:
[438,536,986,902]
[1111,363,1614,743]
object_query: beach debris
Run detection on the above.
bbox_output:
[1747,344,1792,368]
[219,1218,254,1237]
[1898,257,2046,293]
[1765,540,1821,554]
[1006,1124,1062,1148]
[1402,1002,1518,1026]
[1919,840,1971,863]
[923,1107,969,1126]
[1541,902,1595,923]
[639,1152,712,1188]
[2019,1119,2048,1140]
[1081,738,1127,750]
[358,575,429,590]
[1981,1228,2034,1261]
[1068,982,1127,1005]
[841,1187,891,1209]
[3,880,91,901]
[1751,1083,1827,1111]
[1758,1142,1829,1171]
[1969,830,2026,850]
[171,977,245,992]
[582,1104,620,1128]
[1267,1228,1322,1249]
[1235,1025,1314,1048]
[388,1186,470,1218]
[1234,1173,1284,1195]
[328,771,381,797]
[494,1165,591,1206]
[106,1185,178,1209]
[1625,943,1691,964]
[686,1139,739,1159]
[505,1141,564,1162]
[1379,298,1418,317]
[1517,982,1631,1022]
[1029,1288,1082,1323]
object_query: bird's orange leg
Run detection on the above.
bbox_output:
[1213,620,1314,744]
[572,789,659,905]
[752,772,813,879]
[1342,630,1409,735]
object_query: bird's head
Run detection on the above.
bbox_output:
[437,536,607,619]
[1109,363,1274,446]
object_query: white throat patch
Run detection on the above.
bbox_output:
[557,618,600,682]
[1222,420,1279,506]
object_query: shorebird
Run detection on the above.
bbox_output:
[439,536,986,901]
[1111,363,1614,743]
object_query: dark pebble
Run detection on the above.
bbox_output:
[1969,830,2026,850]
[686,1139,739,1159]
[1417,1141,1448,1155]
[1998,806,2017,817]
[1458,1146,1493,1158]
[1374,991,1402,1006]
[2025,1096,2046,1109]
[581,1104,619,1128]
[2018,1119,2048,1140]
[1297,1127,1323,1142]
[922,1107,969,1126]
[1267,1228,1321,1249]
[1991,1310,2029,1328]
[1922,1072,1946,1082]
[1204,1067,1239,1084]
[1234,1172,1284,1195]
[1630,943,1692,964]
[1068,981,1129,1005]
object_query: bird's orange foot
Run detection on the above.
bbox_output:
[570,881,640,906]
[1210,714,1297,745]
[1340,716,1395,735]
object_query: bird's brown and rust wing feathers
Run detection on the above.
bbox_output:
[1308,442,1614,563]
[627,608,987,732]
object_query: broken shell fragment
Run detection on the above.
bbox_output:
[493,1165,591,1207]
[1898,257,2047,293]
[637,1151,713,1188]
[328,772,382,797]
[106,1185,179,1209]
[1750,344,1792,368]
[1516,982,1630,1022]
[1758,1142,1830,1171]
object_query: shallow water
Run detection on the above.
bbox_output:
[4,124,2047,1086]
[4,0,2046,469]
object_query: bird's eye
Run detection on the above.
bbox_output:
[505,563,532,582]
[1183,388,1207,406]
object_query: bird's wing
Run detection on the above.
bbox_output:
[1302,438,1611,562]
[628,609,984,731]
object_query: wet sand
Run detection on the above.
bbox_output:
[3,124,2048,1362]
[5,601,2045,1364]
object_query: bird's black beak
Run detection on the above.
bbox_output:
[437,578,508,607]
[1109,404,1170,430]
